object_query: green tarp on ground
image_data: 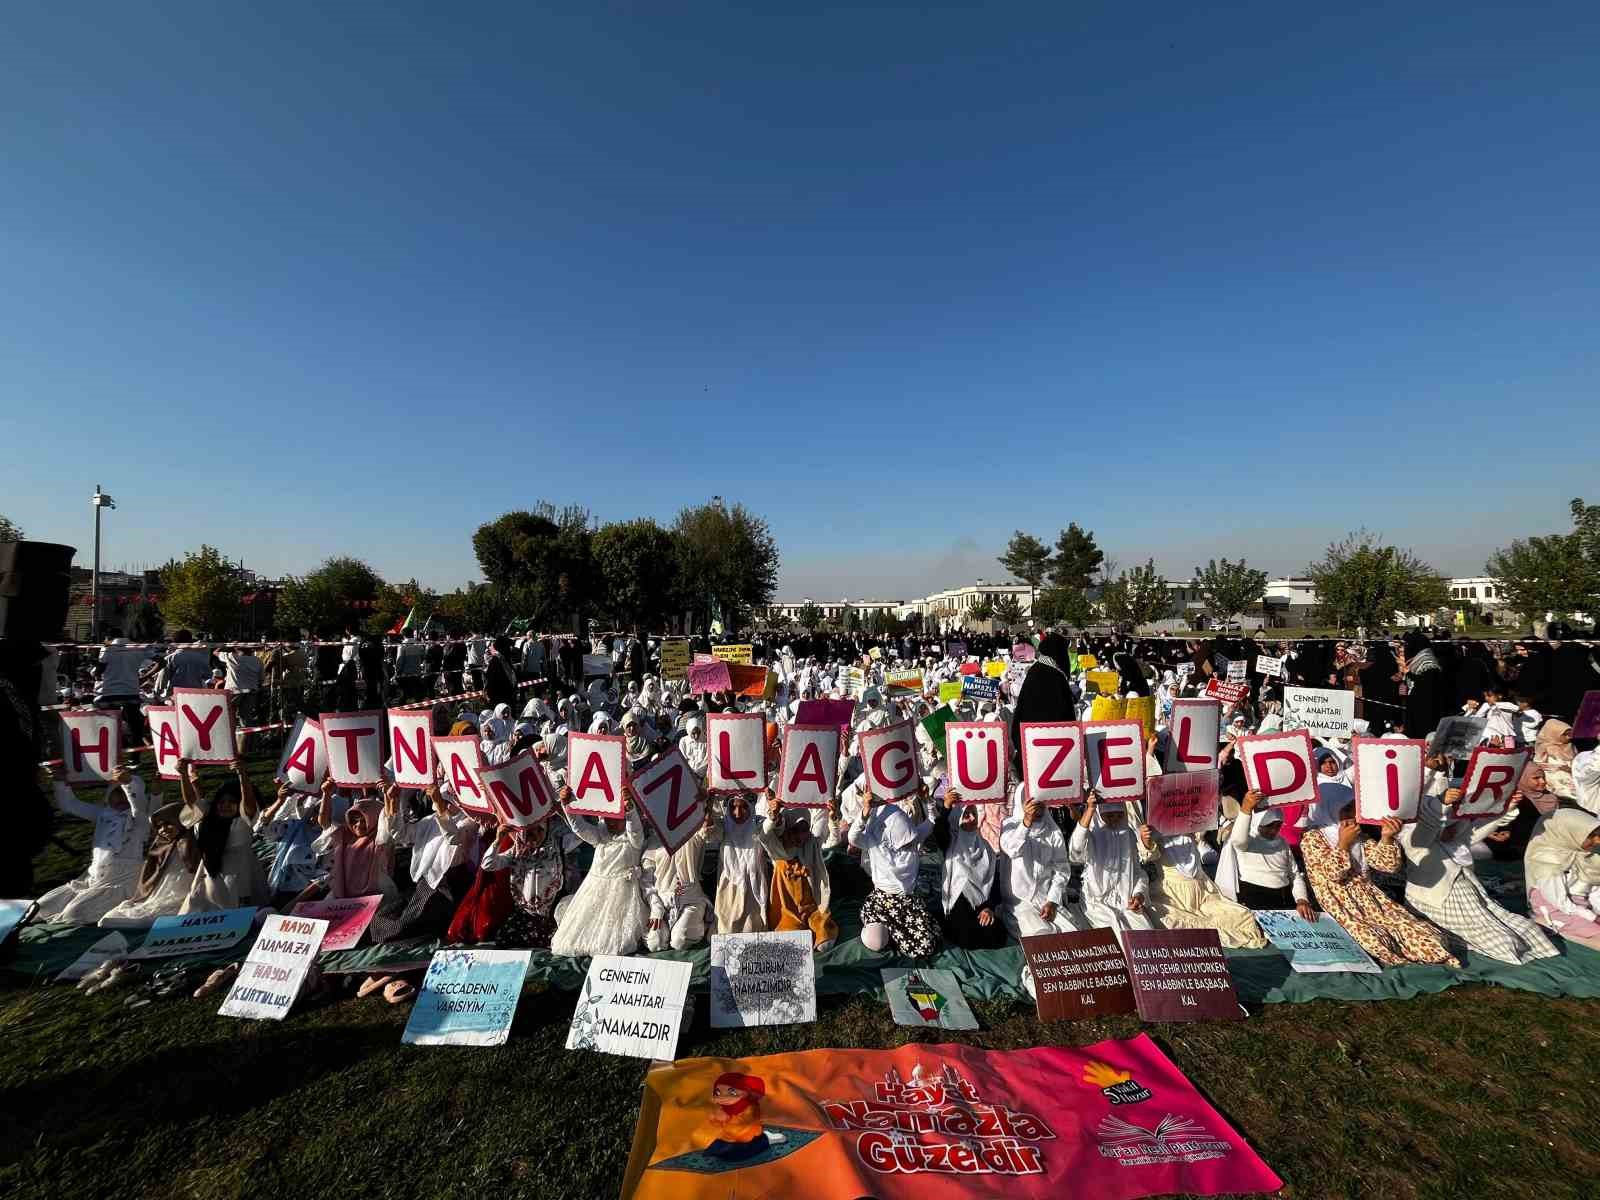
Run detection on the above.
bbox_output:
[9,854,1600,1008]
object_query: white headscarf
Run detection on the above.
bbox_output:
[680,715,708,774]
[941,804,997,914]
[1079,801,1145,903]
[1306,781,1359,865]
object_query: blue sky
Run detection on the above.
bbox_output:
[2,2,1595,600]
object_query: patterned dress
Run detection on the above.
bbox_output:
[1300,830,1460,968]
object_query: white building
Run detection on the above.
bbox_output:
[916,582,1034,632]
[761,597,905,625]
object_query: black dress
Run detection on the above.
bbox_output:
[933,815,1010,950]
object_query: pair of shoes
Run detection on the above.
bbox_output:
[87,962,141,995]
[382,979,415,1005]
[75,959,124,993]
[356,974,394,999]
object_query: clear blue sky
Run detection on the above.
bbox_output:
[3,3,1595,599]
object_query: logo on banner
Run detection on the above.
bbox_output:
[1082,1061,1151,1107]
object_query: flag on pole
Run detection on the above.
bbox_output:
[390,606,416,636]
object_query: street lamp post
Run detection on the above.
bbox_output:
[90,484,116,639]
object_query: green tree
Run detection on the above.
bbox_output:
[472,503,595,630]
[1099,559,1172,629]
[1050,523,1104,590]
[969,594,996,622]
[0,514,23,542]
[993,594,1024,626]
[842,606,860,633]
[1486,502,1599,621]
[672,500,779,632]
[1307,531,1448,631]
[796,602,823,629]
[371,578,436,636]
[998,531,1053,612]
[1194,557,1269,624]
[1033,585,1095,628]
[277,557,384,636]
[160,546,245,636]
[436,581,511,634]
[591,519,679,631]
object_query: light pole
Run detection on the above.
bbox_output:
[90,484,116,639]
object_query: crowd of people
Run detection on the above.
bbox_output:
[16,624,1600,1007]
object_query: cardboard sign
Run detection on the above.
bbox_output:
[778,725,840,809]
[1145,769,1220,836]
[1456,744,1530,818]
[1239,729,1321,808]
[54,931,129,983]
[582,653,613,677]
[1021,720,1083,805]
[404,948,533,1046]
[687,658,732,695]
[131,907,256,959]
[146,705,183,780]
[838,666,866,698]
[434,735,491,815]
[944,640,967,658]
[1255,654,1284,678]
[0,899,30,947]
[795,698,855,731]
[1023,928,1136,1020]
[706,711,767,794]
[885,669,923,696]
[710,643,753,665]
[1254,910,1381,974]
[882,967,980,1030]
[566,954,692,1060]
[1430,714,1488,760]
[218,914,329,1021]
[919,705,956,751]
[1282,686,1356,739]
[1351,736,1427,825]
[1226,660,1249,683]
[477,750,557,828]
[709,930,817,1028]
[858,718,920,802]
[1078,653,1098,669]
[937,681,964,703]
[1574,690,1600,740]
[1011,642,1036,663]
[387,708,434,789]
[171,687,236,763]
[59,709,120,784]
[290,894,382,952]
[1164,697,1221,774]
[1082,719,1146,802]
[724,663,771,699]
[1122,928,1243,1022]
[1176,661,1195,680]
[275,716,326,793]
[1085,669,1121,694]
[320,710,385,787]
[632,749,704,852]
[961,674,1000,702]
[659,639,690,682]
[983,660,1007,679]
[567,732,628,819]
[944,721,1009,803]
[1089,695,1126,721]
[1205,678,1249,707]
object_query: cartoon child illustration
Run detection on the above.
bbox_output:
[700,1072,787,1161]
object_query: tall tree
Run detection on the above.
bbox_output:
[1033,585,1095,629]
[1307,531,1448,630]
[371,578,436,636]
[672,500,779,632]
[992,594,1024,626]
[0,514,23,541]
[160,546,245,636]
[277,556,384,636]
[471,504,594,629]
[1099,559,1172,629]
[1194,558,1269,624]
[591,518,679,630]
[1050,523,1104,590]
[1486,502,1598,621]
[796,602,823,630]
[998,531,1053,611]
[969,594,995,621]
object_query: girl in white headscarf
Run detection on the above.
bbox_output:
[1215,794,1312,917]
[934,794,1007,950]
[713,790,770,934]
[1137,812,1268,949]
[679,714,709,783]
[40,766,153,924]
[997,781,1079,939]
[642,804,713,953]
[1524,807,1600,950]
[550,790,646,957]
[758,793,838,952]
[1068,792,1156,935]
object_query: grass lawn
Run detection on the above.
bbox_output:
[5,756,1599,1200]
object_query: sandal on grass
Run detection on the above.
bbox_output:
[382,979,415,1004]
[356,974,394,999]
[193,963,239,1000]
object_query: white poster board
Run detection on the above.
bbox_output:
[777,724,840,809]
[275,716,326,793]
[387,709,434,789]
[1082,718,1146,803]
[1226,660,1248,683]
[172,687,236,763]
[1254,910,1381,974]
[59,710,120,784]
[709,930,817,1028]
[1457,745,1530,818]
[1351,737,1426,825]
[320,710,385,787]
[944,721,1009,803]
[218,914,329,1020]
[1164,698,1221,773]
[1020,720,1083,805]
[404,948,533,1047]
[566,732,627,819]
[858,718,920,802]
[706,711,767,793]
[1255,654,1284,678]
[476,751,556,828]
[566,954,692,1060]
[1282,687,1356,739]
[146,705,183,780]
[1240,729,1321,808]
[434,735,491,814]
[631,749,704,853]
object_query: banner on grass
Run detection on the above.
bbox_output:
[1456,744,1530,818]
[435,735,491,814]
[945,721,1008,802]
[276,716,326,793]
[568,954,692,1060]
[387,709,434,788]
[1122,929,1243,1022]
[291,894,382,952]
[1163,698,1221,774]
[321,710,384,786]
[620,1035,1283,1199]
[1144,770,1219,836]
[710,930,817,1028]
[1023,928,1136,1021]
[1253,910,1380,974]
[404,948,532,1046]
[55,931,129,982]
[0,900,30,946]
[1282,686,1356,739]
[59,710,120,783]
[882,967,979,1030]
[778,725,840,809]
[147,705,183,780]
[859,719,920,801]
[707,711,767,794]
[1351,737,1426,825]
[172,687,236,763]
[1239,730,1320,808]
[633,749,704,852]
[219,914,329,1021]
[131,907,256,959]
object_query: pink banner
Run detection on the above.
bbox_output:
[622,1033,1281,1199]
[290,894,382,952]
[688,659,733,695]
[796,698,857,731]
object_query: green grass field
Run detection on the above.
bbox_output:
[4,754,1599,1200]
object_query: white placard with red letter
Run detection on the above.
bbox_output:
[1456,744,1530,819]
[1164,698,1221,774]
[275,716,326,793]
[1021,721,1083,805]
[59,709,120,784]
[320,710,384,787]
[944,721,1009,803]
[1239,729,1321,808]
[567,732,627,819]
[172,688,236,763]
[387,709,434,789]
[434,735,491,815]
[859,718,920,802]
[476,751,556,828]
[778,724,840,809]
[632,749,704,852]
[146,706,183,780]
[707,711,767,794]
[1351,737,1427,825]
[1082,719,1146,803]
